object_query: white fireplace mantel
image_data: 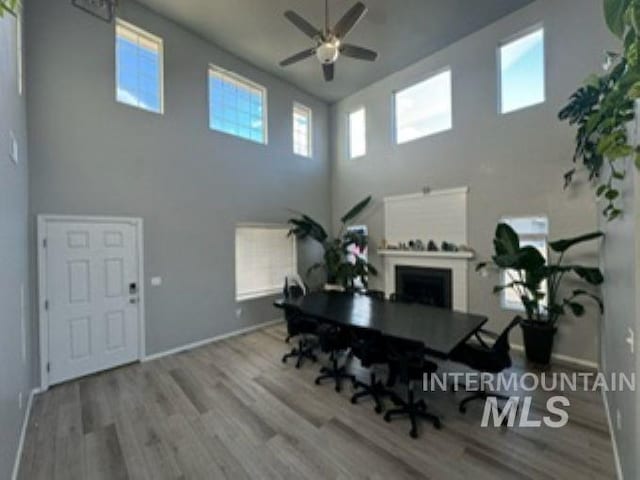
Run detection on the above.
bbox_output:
[379,250,473,312]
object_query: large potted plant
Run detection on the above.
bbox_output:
[478,223,604,365]
[287,196,377,290]
[0,0,19,17]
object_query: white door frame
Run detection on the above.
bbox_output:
[37,215,146,391]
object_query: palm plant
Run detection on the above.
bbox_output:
[478,223,605,326]
[288,196,378,289]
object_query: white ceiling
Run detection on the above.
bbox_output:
[135,0,534,102]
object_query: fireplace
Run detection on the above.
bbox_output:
[395,266,452,309]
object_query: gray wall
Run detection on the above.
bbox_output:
[330,0,612,364]
[26,0,331,357]
[0,8,33,480]
[600,154,640,478]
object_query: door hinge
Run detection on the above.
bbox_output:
[42,238,47,248]
[44,300,49,311]
[46,362,50,373]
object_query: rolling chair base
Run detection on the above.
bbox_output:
[458,391,512,414]
[315,354,355,392]
[282,338,318,369]
[383,388,441,438]
[351,373,396,414]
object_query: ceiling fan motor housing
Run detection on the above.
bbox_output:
[316,41,340,64]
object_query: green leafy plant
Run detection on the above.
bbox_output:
[478,223,604,325]
[558,0,640,221]
[287,196,378,290]
[0,0,19,17]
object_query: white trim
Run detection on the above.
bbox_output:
[378,249,474,260]
[37,215,145,391]
[383,186,469,204]
[601,389,624,480]
[143,318,283,362]
[11,388,39,480]
[510,343,599,370]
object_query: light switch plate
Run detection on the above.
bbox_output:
[150,277,162,287]
[9,131,18,164]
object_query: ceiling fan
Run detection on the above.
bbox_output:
[279,0,378,82]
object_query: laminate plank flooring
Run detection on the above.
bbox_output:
[18,323,617,479]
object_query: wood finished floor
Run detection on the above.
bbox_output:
[19,323,616,480]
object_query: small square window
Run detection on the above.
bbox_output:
[499,27,545,114]
[116,19,164,114]
[293,103,312,157]
[209,65,267,144]
[394,69,452,144]
[348,108,366,159]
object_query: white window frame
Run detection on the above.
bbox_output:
[498,25,546,115]
[208,64,268,145]
[235,224,297,302]
[115,18,165,114]
[16,5,23,95]
[293,102,313,158]
[393,67,452,145]
[500,215,549,312]
[348,107,366,159]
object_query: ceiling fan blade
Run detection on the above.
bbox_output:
[284,11,321,39]
[340,44,378,62]
[280,48,316,67]
[322,63,335,82]
[333,2,367,39]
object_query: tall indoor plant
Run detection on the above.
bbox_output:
[478,223,604,364]
[0,0,19,17]
[287,196,377,290]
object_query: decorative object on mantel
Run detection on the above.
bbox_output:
[441,241,459,252]
[71,0,117,22]
[287,196,378,290]
[427,240,439,252]
[379,239,472,254]
[477,223,604,365]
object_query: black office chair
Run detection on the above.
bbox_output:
[350,329,395,413]
[364,289,385,301]
[314,324,355,392]
[383,339,442,438]
[449,317,520,413]
[281,286,318,368]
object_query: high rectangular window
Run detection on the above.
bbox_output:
[394,69,452,144]
[235,226,296,301]
[348,108,366,158]
[116,19,164,114]
[293,103,312,157]
[209,65,267,144]
[500,216,549,312]
[499,27,545,114]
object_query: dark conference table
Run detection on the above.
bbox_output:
[275,291,488,358]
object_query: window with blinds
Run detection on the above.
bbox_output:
[209,65,267,144]
[116,19,163,114]
[235,226,296,301]
[293,103,312,157]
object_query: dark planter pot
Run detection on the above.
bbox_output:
[520,319,557,365]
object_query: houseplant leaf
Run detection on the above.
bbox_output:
[549,231,604,253]
[570,266,605,285]
[604,0,631,39]
[340,196,372,224]
[493,223,519,256]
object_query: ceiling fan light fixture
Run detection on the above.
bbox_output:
[316,41,340,64]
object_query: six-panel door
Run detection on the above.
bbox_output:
[45,220,140,385]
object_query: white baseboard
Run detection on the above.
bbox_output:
[12,387,39,480]
[510,343,599,370]
[601,389,624,480]
[143,318,284,362]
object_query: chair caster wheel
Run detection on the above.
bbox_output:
[295,364,301,369]
[374,405,383,414]
[433,419,442,430]
[315,378,321,385]
[410,429,418,439]
[351,397,357,404]
[335,385,341,393]
[383,413,391,422]
[281,357,287,363]
[459,405,466,414]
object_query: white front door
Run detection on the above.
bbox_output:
[40,217,143,386]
